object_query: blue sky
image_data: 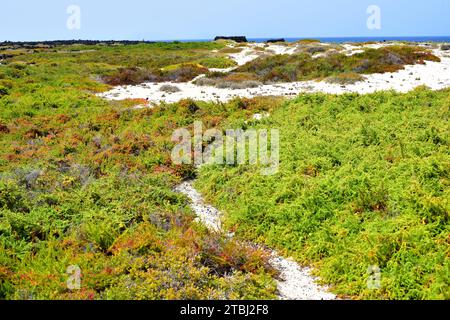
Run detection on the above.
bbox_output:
[1,0,449,41]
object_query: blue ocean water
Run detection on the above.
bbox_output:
[173,36,450,43]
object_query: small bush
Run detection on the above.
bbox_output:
[219,47,244,54]
[222,72,258,82]
[382,52,404,65]
[195,72,261,89]
[0,85,9,97]
[296,39,321,44]
[177,99,200,114]
[102,67,160,86]
[103,64,208,86]
[326,73,365,85]
[253,46,266,52]
[0,123,9,133]
[194,77,218,87]
[197,57,237,69]
[306,46,326,54]
[0,80,13,89]
[164,64,209,82]
[216,80,262,90]
[0,180,28,212]
[159,84,181,93]
[195,77,262,89]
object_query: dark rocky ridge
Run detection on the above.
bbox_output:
[266,38,286,43]
[214,36,248,43]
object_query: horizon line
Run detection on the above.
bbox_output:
[2,35,450,43]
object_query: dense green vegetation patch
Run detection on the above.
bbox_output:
[196,57,237,69]
[196,88,450,299]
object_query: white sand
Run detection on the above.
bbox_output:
[99,43,450,105]
[229,45,262,66]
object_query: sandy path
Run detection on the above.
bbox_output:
[174,181,336,300]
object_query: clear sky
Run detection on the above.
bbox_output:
[1,0,449,41]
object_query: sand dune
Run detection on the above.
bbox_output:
[99,43,450,105]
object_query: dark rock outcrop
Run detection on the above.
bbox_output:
[266,38,285,43]
[441,44,450,51]
[214,36,248,43]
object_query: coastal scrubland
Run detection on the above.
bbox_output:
[0,41,448,300]
[200,45,440,87]
[196,89,449,300]
[0,42,279,299]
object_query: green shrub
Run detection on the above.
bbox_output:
[0,85,9,96]
[326,73,365,85]
[197,57,237,69]
[296,39,321,44]
[159,84,181,93]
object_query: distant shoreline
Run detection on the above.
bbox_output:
[1,36,450,47]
